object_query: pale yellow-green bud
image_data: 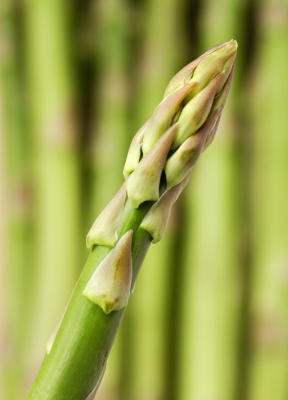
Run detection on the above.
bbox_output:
[83,230,134,314]
[127,124,177,208]
[86,181,127,248]
[123,120,148,179]
[165,110,220,188]
[187,39,237,98]
[142,82,197,155]
[172,73,224,149]
[140,174,190,243]
[163,40,237,98]
[123,40,237,192]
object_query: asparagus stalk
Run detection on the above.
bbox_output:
[90,0,130,216]
[0,1,32,397]
[24,0,80,382]
[247,4,288,398]
[28,40,237,400]
[178,2,242,399]
[0,49,7,400]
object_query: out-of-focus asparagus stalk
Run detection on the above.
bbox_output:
[24,0,80,385]
[90,0,130,215]
[228,2,259,398]
[247,2,288,399]
[177,3,241,400]
[0,0,31,397]
[0,51,7,400]
[28,41,237,400]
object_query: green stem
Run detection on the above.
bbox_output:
[28,199,152,400]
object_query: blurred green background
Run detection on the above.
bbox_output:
[1,0,288,399]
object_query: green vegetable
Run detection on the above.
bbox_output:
[28,40,237,400]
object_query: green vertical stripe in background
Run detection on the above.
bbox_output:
[248,1,288,399]
[178,1,241,399]
[0,0,31,397]
[24,0,80,395]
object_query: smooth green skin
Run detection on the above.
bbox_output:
[28,199,152,399]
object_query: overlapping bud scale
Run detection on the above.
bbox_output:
[83,231,133,314]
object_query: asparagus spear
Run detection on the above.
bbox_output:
[28,40,237,400]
